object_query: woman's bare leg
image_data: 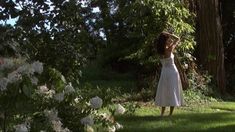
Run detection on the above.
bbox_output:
[161,107,166,116]
[169,106,174,116]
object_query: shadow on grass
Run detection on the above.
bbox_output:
[116,112,235,132]
[204,124,235,132]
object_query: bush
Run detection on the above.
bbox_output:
[187,68,214,96]
[0,57,126,131]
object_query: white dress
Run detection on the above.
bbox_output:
[155,53,183,106]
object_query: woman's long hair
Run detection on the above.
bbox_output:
[154,32,170,55]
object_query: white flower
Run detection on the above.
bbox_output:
[108,125,116,132]
[17,64,30,74]
[44,109,70,132]
[0,78,8,91]
[47,89,56,98]
[15,124,28,132]
[7,71,22,83]
[90,96,103,109]
[74,97,80,103]
[37,85,56,98]
[115,104,126,115]
[64,83,75,94]
[44,109,59,121]
[51,120,63,132]
[85,125,94,132]
[54,93,64,102]
[80,116,94,126]
[115,122,123,130]
[63,128,71,132]
[18,61,42,75]
[38,85,49,94]
[28,65,35,75]
[184,63,189,69]
[100,113,109,119]
[185,53,192,58]
[99,113,114,122]
[30,76,38,85]
[0,58,14,70]
[31,61,43,74]
[51,120,70,132]
[17,63,35,75]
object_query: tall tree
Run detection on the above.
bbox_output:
[91,0,195,90]
[195,0,225,93]
[0,0,95,82]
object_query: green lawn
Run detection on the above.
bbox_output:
[116,102,235,132]
[81,62,235,132]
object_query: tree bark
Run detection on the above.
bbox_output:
[196,0,225,93]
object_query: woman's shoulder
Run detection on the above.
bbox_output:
[162,51,172,58]
[161,53,174,60]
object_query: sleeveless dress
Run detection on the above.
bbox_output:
[155,53,184,106]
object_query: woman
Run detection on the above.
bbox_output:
[154,31,184,116]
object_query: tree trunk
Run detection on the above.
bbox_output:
[196,0,225,93]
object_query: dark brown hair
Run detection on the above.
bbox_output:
[154,32,170,55]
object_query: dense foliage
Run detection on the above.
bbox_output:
[0,0,235,131]
[92,0,195,67]
[0,0,97,83]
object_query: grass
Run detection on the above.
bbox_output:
[116,102,235,132]
[81,61,235,132]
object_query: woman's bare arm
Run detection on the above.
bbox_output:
[170,34,180,45]
[162,31,180,44]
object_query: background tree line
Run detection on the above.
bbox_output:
[1,0,235,131]
[0,0,235,94]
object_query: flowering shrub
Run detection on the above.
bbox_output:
[15,123,29,132]
[115,104,126,115]
[90,96,103,109]
[0,57,45,131]
[0,57,125,132]
[80,116,94,126]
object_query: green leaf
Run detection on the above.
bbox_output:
[22,84,32,98]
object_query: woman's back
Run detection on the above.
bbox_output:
[160,53,175,68]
